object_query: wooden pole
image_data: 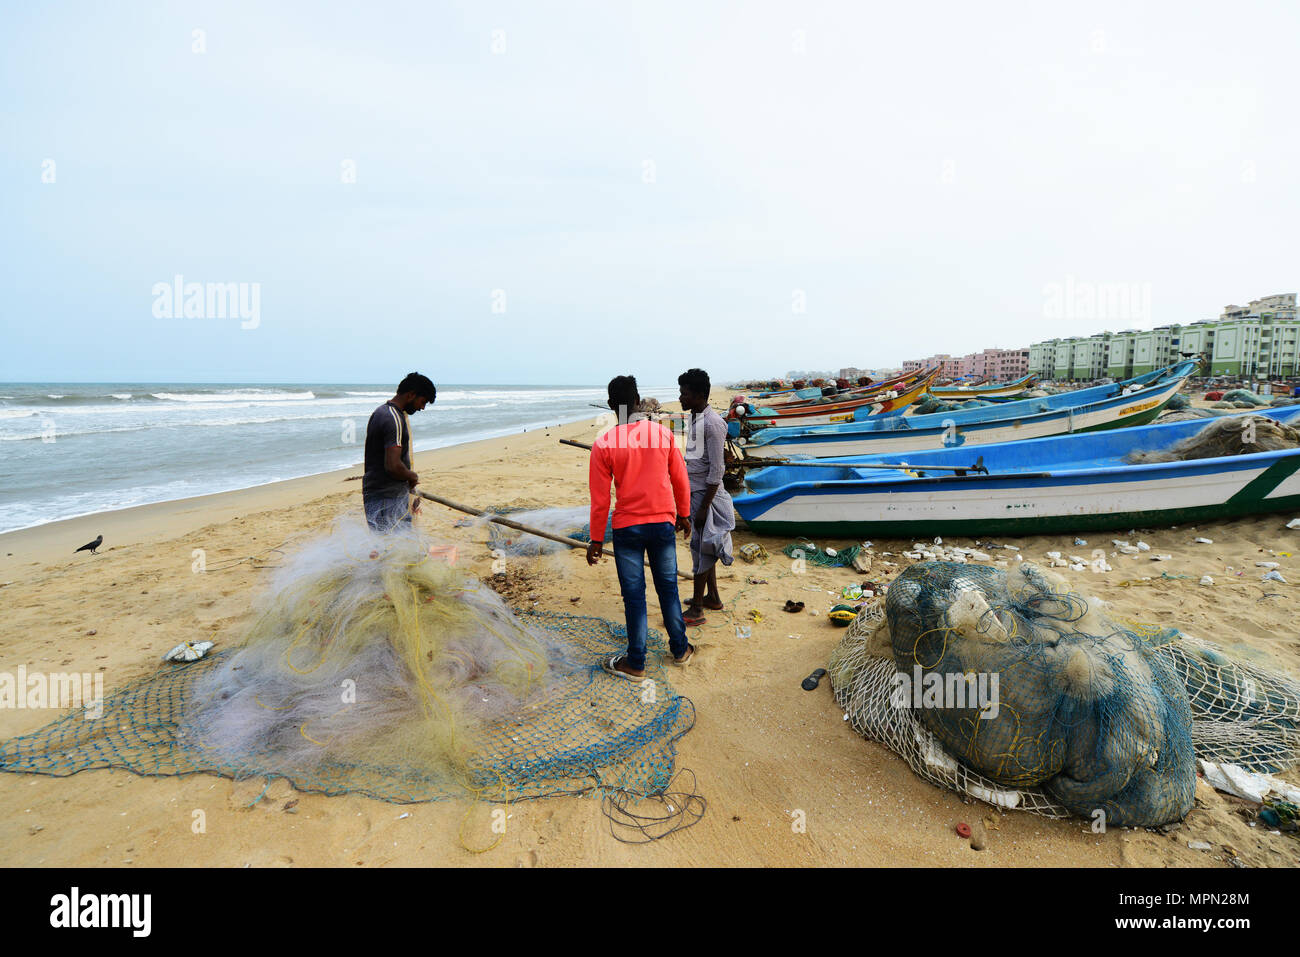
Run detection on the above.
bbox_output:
[414,489,694,580]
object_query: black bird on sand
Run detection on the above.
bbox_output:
[75,535,103,555]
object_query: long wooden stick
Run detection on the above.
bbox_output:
[561,438,988,475]
[415,489,694,580]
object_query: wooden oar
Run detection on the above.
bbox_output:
[415,489,694,580]
[561,438,989,476]
[739,456,990,475]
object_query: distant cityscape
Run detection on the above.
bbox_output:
[781,292,1299,385]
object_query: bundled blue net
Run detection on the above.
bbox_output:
[831,561,1300,825]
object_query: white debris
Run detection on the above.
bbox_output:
[1068,555,1087,565]
[994,560,1008,568]
[1194,537,1213,544]
[1287,519,1300,530]
[1073,538,1087,546]
[1187,841,1212,851]
[1118,544,1141,555]
[933,537,943,545]
[968,551,991,562]
[163,640,214,663]
[1045,551,1062,560]
[1069,563,1086,571]
[1199,760,1300,805]
[1262,570,1287,583]
[1151,554,1173,561]
[1111,540,1129,548]
[825,547,837,557]
[1199,575,1214,585]
[1136,541,1151,552]
[1256,561,1280,569]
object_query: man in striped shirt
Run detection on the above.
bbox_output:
[362,372,437,532]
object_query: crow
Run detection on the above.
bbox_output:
[75,535,103,555]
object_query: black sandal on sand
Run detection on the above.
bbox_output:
[671,642,697,666]
[783,600,805,613]
[601,655,645,683]
[801,668,828,691]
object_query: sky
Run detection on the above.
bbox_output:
[2,1,1298,385]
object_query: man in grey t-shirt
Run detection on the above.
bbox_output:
[362,372,437,531]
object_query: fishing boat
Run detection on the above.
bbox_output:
[728,370,938,431]
[740,361,1197,459]
[739,367,926,409]
[732,405,1300,537]
[929,374,1037,400]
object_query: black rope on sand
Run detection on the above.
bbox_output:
[600,768,707,844]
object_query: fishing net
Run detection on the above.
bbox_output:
[830,561,1300,825]
[1221,389,1269,406]
[783,541,862,568]
[1124,414,1300,464]
[0,525,694,804]
[482,505,614,556]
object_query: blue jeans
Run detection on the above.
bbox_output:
[611,522,690,670]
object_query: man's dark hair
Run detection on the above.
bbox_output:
[397,372,437,402]
[677,368,710,396]
[607,374,640,414]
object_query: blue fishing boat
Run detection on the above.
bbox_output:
[741,361,1198,459]
[733,405,1300,537]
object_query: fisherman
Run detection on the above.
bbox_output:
[586,374,695,680]
[362,372,436,532]
[678,368,735,625]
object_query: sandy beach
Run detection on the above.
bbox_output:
[1,392,1297,868]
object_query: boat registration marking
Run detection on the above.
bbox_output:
[1118,399,1159,416]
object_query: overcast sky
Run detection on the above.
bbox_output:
[2,1,1296,384]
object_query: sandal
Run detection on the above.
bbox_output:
[601,655,645,683]
[783,600,805,613]
[671,642,697,666]
[683,610,708,626]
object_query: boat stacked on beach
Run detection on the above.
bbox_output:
[732,406,1300,537]
[725,359,1300,537]
[726,367,939,431]
[740,360,1198,460]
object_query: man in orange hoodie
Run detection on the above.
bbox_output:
[586,375,696,681]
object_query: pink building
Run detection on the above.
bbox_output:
[904,347,1030,383]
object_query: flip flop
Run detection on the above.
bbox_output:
[783,600,805,613]
[601,655,645,683]
[683,611,708,626]
[671,643,697,666]
[801,668,828,691]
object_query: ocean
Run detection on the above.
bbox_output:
[0,383,678,534]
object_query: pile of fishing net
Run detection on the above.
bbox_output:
[0,524,693,803]
[830,561,1300,825]
[1124,414,1300,464]
[482,505,614,556]
[1221,389,1270,407]
[783,541,863,569]
[1165,392,1191,411]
